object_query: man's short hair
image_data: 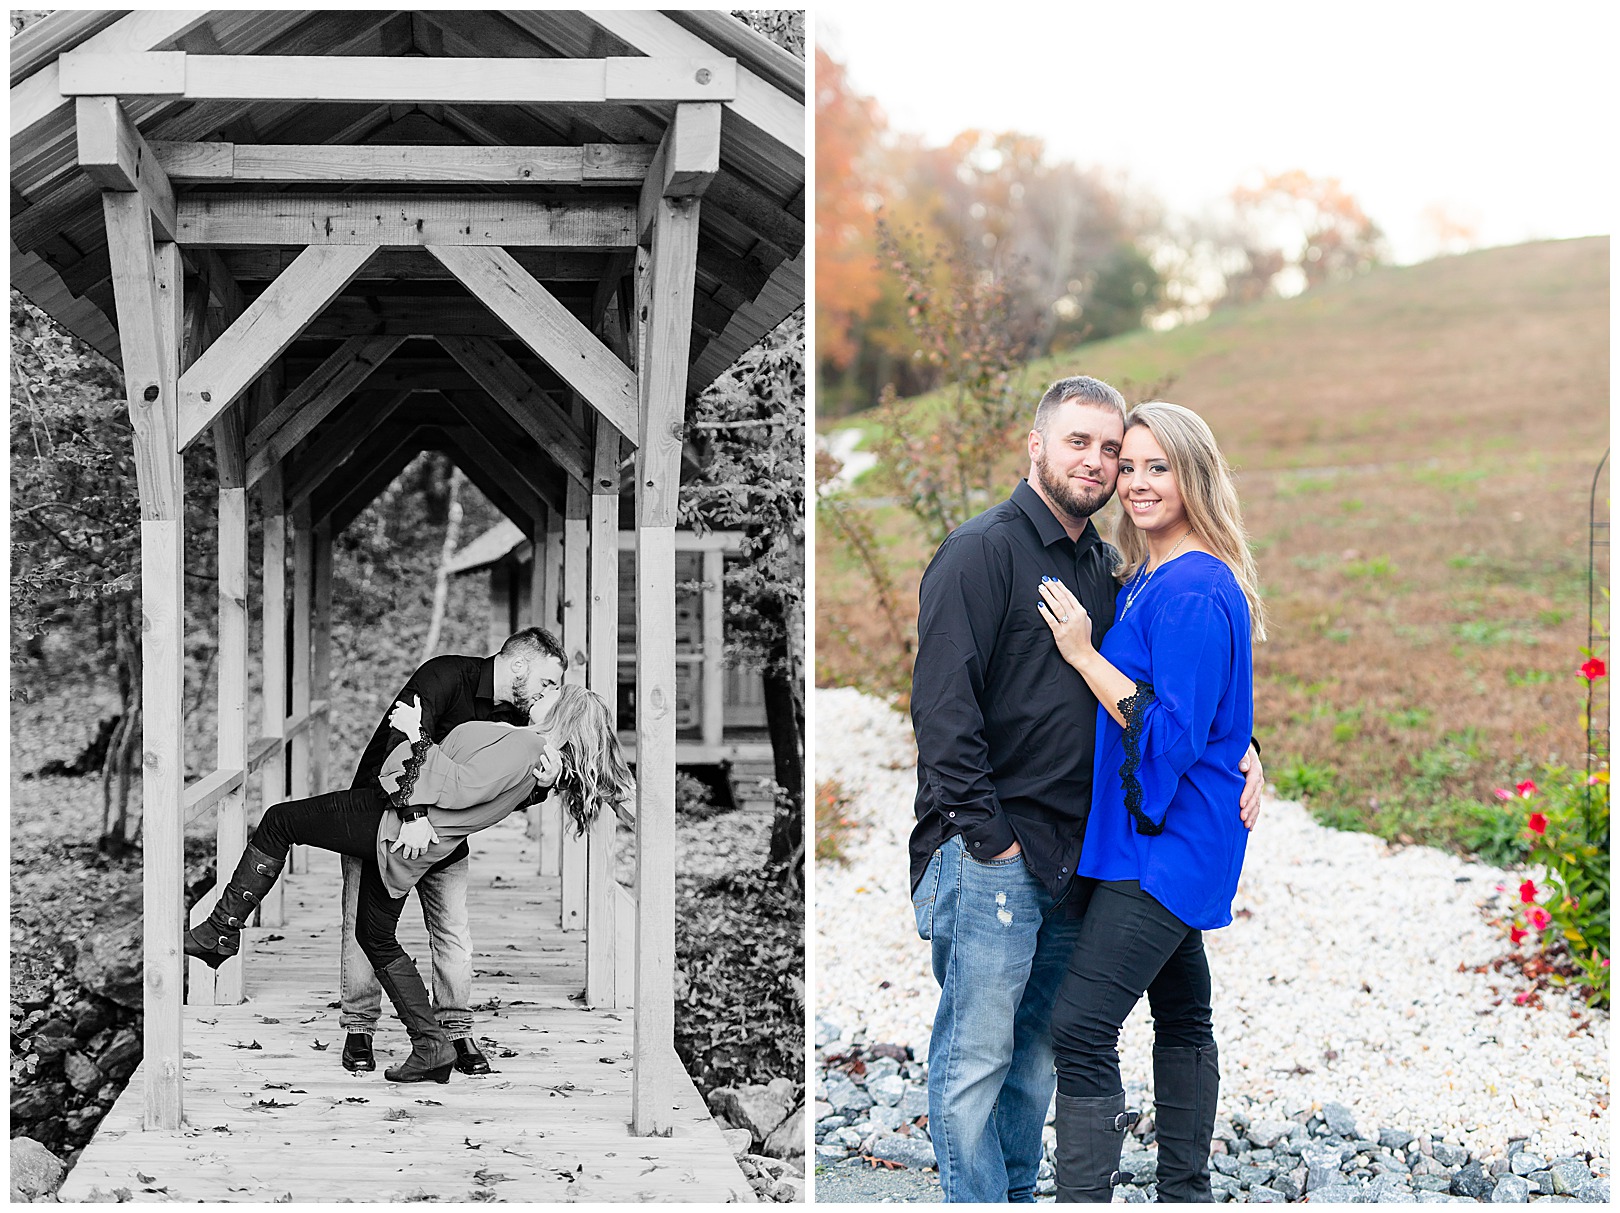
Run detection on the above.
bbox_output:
[500,626,566,669]
[1033,375,1127,435]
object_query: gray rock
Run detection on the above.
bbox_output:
[1272,1169,1304,1201]
[763,1105,806,1160]
[1511,1152,1546,1176]
[768,1175,803,1202]
[1490,1159,1512,1177]
[1248,1119,1291,1149]
[1506,1139,1528,1158]
[899,1085,929,1120]
[1209,1172,1241,1195]
[1452,1161,1494,1200]
[94,1027,141,1078]
[867,1074,907,1107]
[1574,1176,1608,1203]
[1379,1127,1417,1152]
[814,1143,849,1164]
[1305,1145,1346,1192]
[814,1017,841,1048]
[812,1100,834,1122]
[1212,1118,1239,1148]
[1489,1174,1530,1203]
[822,1072,874,1116]
[1237,1164,1276,1188]
[1527,1169,1555,1195]
[722,1126,755,1154]
[1415,1175,1455,1192]
[1416,1193,1460,1203]
[867,1104,904,1133]
[72,890,145,1009]
[1311,1181,1365,1203]
[1322,1102,1360,1138]
[10,1138,66,1203]
[865,1057,902,1083]
[1249,1185,1286,1202]
[1548,1162,1589,1195]
[64,1051,103,1094]
[1433,1142,1470,1168]
[708,1085,792,1145]
[868,1133,936,1171]
[1211,1152,1242,1177]
[830,1127,865,1150]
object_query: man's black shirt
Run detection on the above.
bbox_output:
[909,479,1120,898]
[351,654,526,803]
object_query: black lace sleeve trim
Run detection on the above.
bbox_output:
[1118,682,1164,836]
[389,737,434,808]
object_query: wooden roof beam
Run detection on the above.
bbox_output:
[432,396,559,515]
[284,389,413,506]
[74,95,176,240]
[428,244,638,440]
[436,334,593,484]
[637,102,720,244]
[150,140,656,186]
[318,427,428,535]
[174,194,636,248]
[176,245,377,448]
[243,334,407,486]
[56,52,738,105]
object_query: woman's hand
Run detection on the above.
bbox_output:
[1036,577,1096,669]
[390,816,439,860]
[389,694,425,742]
[532,743,562,789]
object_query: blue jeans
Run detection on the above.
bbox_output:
[915,833,1088,1202]
[340,850,474,1039]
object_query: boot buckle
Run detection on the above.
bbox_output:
[243,890,259,904]
[225,915,241,927]
[1110,1170,1135,1186]
[254,863,271,875]
[1113,1109,1140,1131]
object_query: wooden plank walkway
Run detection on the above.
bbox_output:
[58,816,754,1203]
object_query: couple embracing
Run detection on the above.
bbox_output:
[184,627,632,1085]
[911,376,1269,1202]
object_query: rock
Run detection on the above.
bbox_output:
[1549,1161,1589,1195]
[762,1106,806,1161]
[707,1085,792,1145]
[1432,1142,1470,1168]
[1212,1118,1239,1149]
[1452,1161,1493,1200]
[1272,1169,1303,1201]
[768,1175,803,1202]
[867,1074,906,1107]
[864,1057,902,1083]
[814,1017,841,1048]
[821,1071,873,1116]
[814,1143,849,1164]
[1489,1158,1511,1177]
[15,983,53,1011]
[866,1104,904,1133]
[868,1132,936,1171]
[1238,1163,1276,1188]
[1248,1185,1286,1202]
[1509,1151,1545,1176]
[812,1100,834,1122]
[1574,1176,1608,1203]
[722,1127,754,1155]
[93,1028,140,1078]
[1415,1174,1455,1192]
[766,1077,796,1105]
[9,1137,66,1202]
[1211,1152,1242,1176]
[72,1000,117,1039]
[1506,1138,1528,1158]
[1304,1145,1344,1192]
[899,1085,929,1120]
[9,1086,61,1122]
[72,891,144,1009]
[1489,1174,1530,1203]
[1248,1119,1291,1149]
[64,1052,103,1094]
[1321,1102,1359,1138]
[1311,1181,1363,1203]
[830,1127,865,1150]
[1526,1169,1553,1195]
[1379,1127,1417,1151]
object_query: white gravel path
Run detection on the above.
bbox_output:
[813,686,1609,1164]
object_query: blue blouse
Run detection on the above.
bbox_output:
[1077,552,1254,930]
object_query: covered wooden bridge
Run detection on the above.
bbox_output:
[10,7,803,1197]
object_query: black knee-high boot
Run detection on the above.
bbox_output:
[182,843,284,969]
[374,957,455,1084]
[1054,1091,1138,1202]
[1152,1044,1219,1202]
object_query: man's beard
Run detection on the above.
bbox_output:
[1034,450,1112,523]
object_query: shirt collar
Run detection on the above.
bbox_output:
[1012,478,1101,554]
[476,655,497,705]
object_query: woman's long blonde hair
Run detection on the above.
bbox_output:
[1113,401,1269,642]
[538,684,635,836]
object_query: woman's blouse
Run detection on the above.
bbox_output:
[1077,551,1254,930]
[372,721,547,897]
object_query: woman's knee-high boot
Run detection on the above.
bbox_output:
[182,843,284,969]
[374,957,455,1084]
[1054,1091,1138,1202]
[1152,1044,1219,1202]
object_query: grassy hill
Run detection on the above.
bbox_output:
[817,236,1610,856]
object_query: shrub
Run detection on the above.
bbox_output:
[1274,758,1337,802]
[815,779,859,864]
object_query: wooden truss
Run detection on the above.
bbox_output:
[77,52,733,1137]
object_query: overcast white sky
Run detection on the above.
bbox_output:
[818,1,1616,264]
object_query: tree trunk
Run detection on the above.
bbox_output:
[420,467,465,661]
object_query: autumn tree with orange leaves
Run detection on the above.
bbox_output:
[815,47,886,375]
[1229,170,1387,297]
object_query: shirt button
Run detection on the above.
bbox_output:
[948,811,956,818]
[973,841,981,848]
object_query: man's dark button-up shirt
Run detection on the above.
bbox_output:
[351,654,526,803]
[909,479,1120,898]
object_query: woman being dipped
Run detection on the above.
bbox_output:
[1035,402,1266,1203]
[184,684,632,1084]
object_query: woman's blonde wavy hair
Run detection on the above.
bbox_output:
[534,684,635,836]
[1112,401,1269,642]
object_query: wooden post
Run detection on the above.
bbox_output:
[211,404,250,1004]
[586,425,621,1006]
[701,547,725,749]
[257,463,289,927]
[288,497,313,874]
[102,188,185,1129]
[312,516,334,796]
[632,174,704,1134]
[532,505,562,877]
[559,478,590,932]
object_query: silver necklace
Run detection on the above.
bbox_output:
[1120,531,1191,617]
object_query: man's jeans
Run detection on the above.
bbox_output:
[340,852,474,1039]
[915,833,1088,1202]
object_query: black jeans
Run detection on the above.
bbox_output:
[1050,880,1214,1098]
[251,786,469,972]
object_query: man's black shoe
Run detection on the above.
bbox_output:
[342,1032,375,1073]
[453,1038,492,1075]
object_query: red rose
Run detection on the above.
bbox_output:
[1519,879,1538,904]
[1526,812,1548,835]
[1578,657,1606,681]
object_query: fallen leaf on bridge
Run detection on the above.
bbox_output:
[310,1039,329,1051]
[227,1040,263,1050]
